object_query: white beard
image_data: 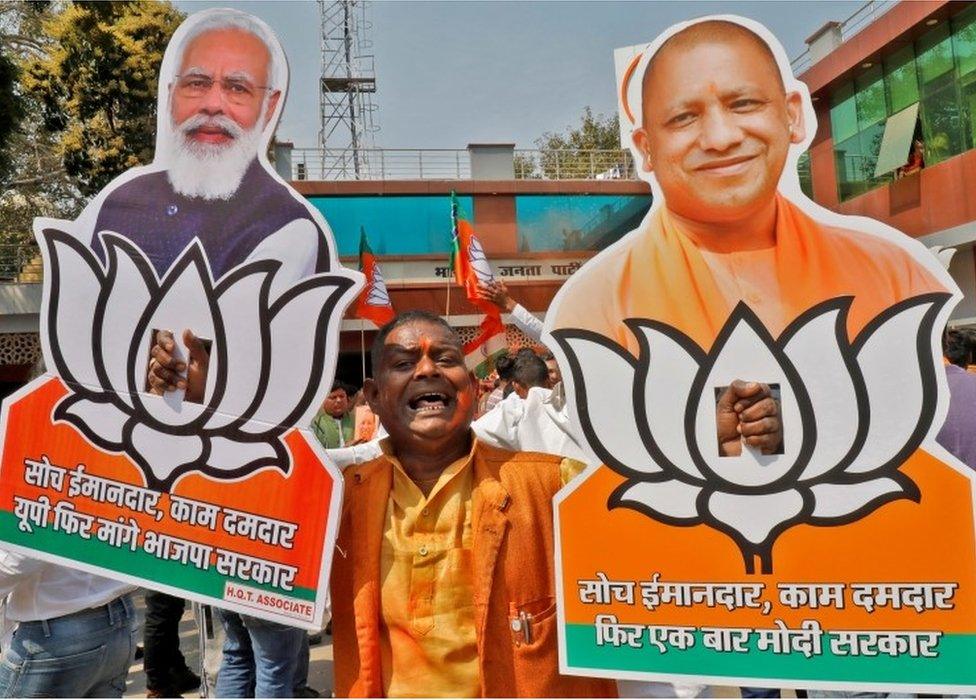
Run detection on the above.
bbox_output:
[167,113,265,201]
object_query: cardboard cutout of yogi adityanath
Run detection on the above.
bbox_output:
[0,8,362,629]
[546,15,976,693]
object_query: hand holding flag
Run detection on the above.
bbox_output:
[450,193,507,377]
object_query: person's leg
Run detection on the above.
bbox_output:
[294,632,310,690]
[243,616,306,698]
[215,609,256,698]
[0,594,136,699]
[143,590,189,692]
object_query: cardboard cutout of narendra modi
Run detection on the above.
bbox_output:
[0,8,362,628]
[546,15,976,693]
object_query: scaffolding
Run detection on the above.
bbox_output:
[318,0,379,180]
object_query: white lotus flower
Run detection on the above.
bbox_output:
[40,228,354,489]
[553,295,950,573]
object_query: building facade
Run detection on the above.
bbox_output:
[798,0,976,324]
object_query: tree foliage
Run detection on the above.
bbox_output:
[21,1,183,196]
[516,107,630,179]
[0,49,22,185]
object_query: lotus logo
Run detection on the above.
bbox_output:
[365,265,391,307]
[468,236,494,284]
[552,294,950,573]
[40,229,354,490]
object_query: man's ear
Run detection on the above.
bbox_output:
[786,91,806,145]
[631,128,654,173]
[363,378,380,414]
[264,90,282,126]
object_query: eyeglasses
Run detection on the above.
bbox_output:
[175,74,274,105]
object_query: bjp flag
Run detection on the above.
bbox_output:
[353,227,395,327]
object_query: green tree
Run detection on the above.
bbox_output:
[0,49,22,185]
[21,1,183,196]
[0,0,72,265]
[518,107,630,179]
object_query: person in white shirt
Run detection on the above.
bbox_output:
[476,279,544,341]
[0,550,137,697]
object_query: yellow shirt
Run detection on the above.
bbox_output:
[378,438,586,698]
[379,439,479,698]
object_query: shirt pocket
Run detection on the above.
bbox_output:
[508,595,556,649]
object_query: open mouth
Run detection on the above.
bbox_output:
[408,392,451,413]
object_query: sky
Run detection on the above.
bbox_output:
[173,0,866,150]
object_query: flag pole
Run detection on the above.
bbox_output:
[445,271,451,317]
[360,319,367,384]
[447,191,457,318]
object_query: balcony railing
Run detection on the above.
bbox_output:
[514,149,636,180]
[790,0,898,75]
[0,244,41,283]
[289,147,637,181]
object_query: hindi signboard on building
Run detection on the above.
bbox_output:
[0,8,361,629]
[546,15,976,692]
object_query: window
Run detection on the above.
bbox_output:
[830,82,859,144]
[797,152,813,199]
[917,24,954,90]
[855,64,887,129]
[920,80,966,165]
[834,123,888,201]
[953,4,976,79]
[874,104,921,177]
[884,45,920,114]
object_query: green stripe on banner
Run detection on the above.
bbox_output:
[565,624,976,685]
[0,512,316,602]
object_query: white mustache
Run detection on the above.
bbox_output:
[178,114,245,141]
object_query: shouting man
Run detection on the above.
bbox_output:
[330,311,615,697]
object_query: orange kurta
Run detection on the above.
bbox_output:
[551,194,941,354]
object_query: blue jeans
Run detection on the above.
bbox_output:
[0,593,138,698]
[215,609,306,698]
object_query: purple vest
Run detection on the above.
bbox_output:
[91,159,331,278]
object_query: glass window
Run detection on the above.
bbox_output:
[834,133,866,201]
[884,44,919,114]
[830,82,858,143]
[797,152,813,199]
[308,194,474,256]
[953,4,976,79]
[855,64,887,129]
[515,194,652,252]
[919,81,967,165]
[834,122,889,202]
[961,73,976,151]
[917,24,955,91]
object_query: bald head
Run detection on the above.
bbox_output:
[642,20,783,125]
[630,18,805,227]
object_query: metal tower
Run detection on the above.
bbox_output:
[318,0,379,179]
